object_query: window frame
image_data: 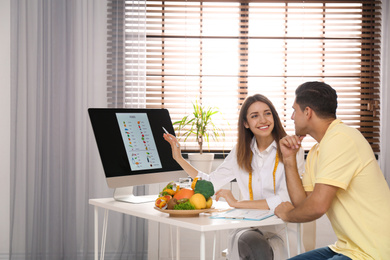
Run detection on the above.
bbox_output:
[107,0,382,153]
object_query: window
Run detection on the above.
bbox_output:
[107,0,382,152]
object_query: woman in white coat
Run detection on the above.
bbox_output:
[164,94,304,260]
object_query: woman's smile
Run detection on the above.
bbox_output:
[258,125,270,130]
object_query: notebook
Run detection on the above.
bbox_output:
[211,209,274,221]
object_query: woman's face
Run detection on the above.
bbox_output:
[244,101,275,139]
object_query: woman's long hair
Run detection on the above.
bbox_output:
[236,94,287,173]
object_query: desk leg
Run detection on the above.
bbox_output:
[170,225,174,259]
[100,209,109,260]
[94,206,98,260]
[212,231,217,260]
[285,223,290,258]
[200,232,206,260]
[297,223,301,254]
[176,227,180,260]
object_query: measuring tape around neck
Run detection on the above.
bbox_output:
[248,151,279,200]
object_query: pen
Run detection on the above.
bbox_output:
[162,127,180,148]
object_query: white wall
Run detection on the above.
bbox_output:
[0,0,11,259]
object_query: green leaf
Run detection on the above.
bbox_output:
[174,100,225,153]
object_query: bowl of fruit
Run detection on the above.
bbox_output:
[154,178,214,217]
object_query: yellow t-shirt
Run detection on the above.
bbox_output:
[303,119,390,260]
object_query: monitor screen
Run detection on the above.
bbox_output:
[88,108,186,202]
[115,112,163,172]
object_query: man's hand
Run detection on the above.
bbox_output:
[279,135,305,161]
[275,184,338,223]
[274,201,295,221]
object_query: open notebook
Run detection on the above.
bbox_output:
[211,209,274,221]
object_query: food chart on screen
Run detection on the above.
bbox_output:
[116,113,162,171]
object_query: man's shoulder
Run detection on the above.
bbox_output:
[326,120,364,143]
[320,120,376,164]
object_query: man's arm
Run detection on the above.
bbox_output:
[283,153,308,207]
[280,135,307,206]
[275,183,338,223]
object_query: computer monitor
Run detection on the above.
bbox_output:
[88,108,186,203]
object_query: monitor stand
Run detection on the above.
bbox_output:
[113,186,157,204]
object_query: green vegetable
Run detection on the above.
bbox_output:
[174,201,195,210]
[194,179,215,199]
[165,181,175,190]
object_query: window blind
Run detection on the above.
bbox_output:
[107,0,382,152]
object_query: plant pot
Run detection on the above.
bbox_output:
[188,153,215,174]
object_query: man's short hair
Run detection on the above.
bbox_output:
[295,81,337,119]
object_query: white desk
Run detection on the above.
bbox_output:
[90,198,301,260]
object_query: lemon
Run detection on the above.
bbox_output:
[189,193,206,209]
[205,197,213,209]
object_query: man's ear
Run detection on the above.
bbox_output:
[305,107,313,118]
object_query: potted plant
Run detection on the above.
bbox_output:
[173,101,225,173]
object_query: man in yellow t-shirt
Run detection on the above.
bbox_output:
[274,81,390,260]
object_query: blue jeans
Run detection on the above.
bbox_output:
[289,247,352,260]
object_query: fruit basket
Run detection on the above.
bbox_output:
[154,178,215,217]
